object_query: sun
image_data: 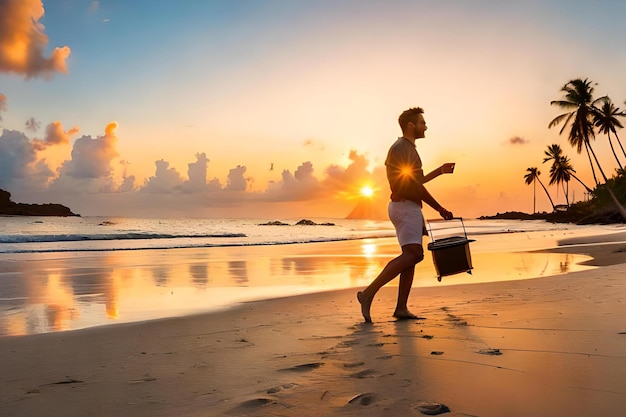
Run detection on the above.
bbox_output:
[360,185,375,198]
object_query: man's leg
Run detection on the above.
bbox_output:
[394,244,423,318]
[357,244,423,322]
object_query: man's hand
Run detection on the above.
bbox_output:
[440,163,455,174]
[439,208,453,220]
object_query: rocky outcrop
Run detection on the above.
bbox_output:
[259,219,335,226]
[0,188,79,217]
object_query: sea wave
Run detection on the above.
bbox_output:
[0,232,247,244]
[0,233,395,254]
[0,217,594,255]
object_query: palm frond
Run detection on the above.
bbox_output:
[550,100,577,109]
[548,112,571,129]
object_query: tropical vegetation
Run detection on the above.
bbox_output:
[523,78,626,223]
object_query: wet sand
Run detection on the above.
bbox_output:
[1,225,619,336]
[1,229,626,416]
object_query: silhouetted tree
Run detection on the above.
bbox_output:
[543,144,592,199]
[549,155,574,206]
[594,97,626,171]
[549,78,608,184]
[524,167,555,212]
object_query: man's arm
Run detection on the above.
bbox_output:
[420,163,455,184]
[418,184,453,220]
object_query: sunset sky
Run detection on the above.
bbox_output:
[2,0,626,219]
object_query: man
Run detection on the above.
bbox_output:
[357,107,454,323]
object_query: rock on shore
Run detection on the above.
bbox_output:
[0,188,79,217]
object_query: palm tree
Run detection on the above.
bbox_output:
[549,78,608,185]
[548,155,575,206]
[542,143,565,203]
[543,144,592,195]
[594,97,626,171]
[524,167,555,212]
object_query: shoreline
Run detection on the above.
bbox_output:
[1,225,626,336]
[1,258,625,416]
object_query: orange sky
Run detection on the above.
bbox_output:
[2,1,626,219]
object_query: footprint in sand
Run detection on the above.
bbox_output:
[338,339,360,347]
[350,369,376,379]
[266,383,298,394]
[233,338,255,348]
[478,348,502,355]
[342,361,365,369]
[227,397,279,415]
[445,314,468,326]
[128,375,157,384]
[280,362,324,372]
[415,400,450,415]
[347,393,377,406]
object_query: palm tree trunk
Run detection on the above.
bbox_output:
[533,178,537,213]
[615,131,626,161]
[570,173,592,193]
[586,140,609,183]
[607,131,624,171]
[562,183,570,206]
[537,178,556,210]
[584,142,600,185]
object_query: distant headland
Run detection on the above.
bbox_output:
[0,188,79,217]
[480,208,625,225]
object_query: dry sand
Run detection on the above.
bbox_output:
[1,237,626,416]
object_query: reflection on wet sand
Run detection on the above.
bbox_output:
[189,263,209,286]
[0,238,594,336]
[228,261,248,284]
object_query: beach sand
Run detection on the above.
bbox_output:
[1,232,626,416]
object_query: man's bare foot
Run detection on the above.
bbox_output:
[357,291,372,323]
[392,310,420,320]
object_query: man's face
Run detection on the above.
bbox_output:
[411,114,427,139]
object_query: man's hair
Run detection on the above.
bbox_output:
[398,107,424,132]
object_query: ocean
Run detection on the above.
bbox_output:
[0,215,580,254]
[0,216,615,336]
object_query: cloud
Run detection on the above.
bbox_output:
[1,114,383,217]
[57,122,119,179]
[508,136,529,145]
[0,93,6,119]
[117,160,136,192]
[183,152,210,193]
[141,159,185,193]
[32,121,78,150]
[0,128,54,190]
[265,161,321,202]
[0,0,71,79]
[45,122,122,194]
[0,129,37,180]
[117,174,135,193]
[226,165,248,191]
[323,149,372,192]
[264,150,378,203]
[207,177,222,191]
[25,117,40,132]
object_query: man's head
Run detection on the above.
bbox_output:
[398,107,427,140]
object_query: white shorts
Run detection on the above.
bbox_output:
[388,201,424,247]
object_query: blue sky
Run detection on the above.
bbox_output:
[2,0,626,218]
